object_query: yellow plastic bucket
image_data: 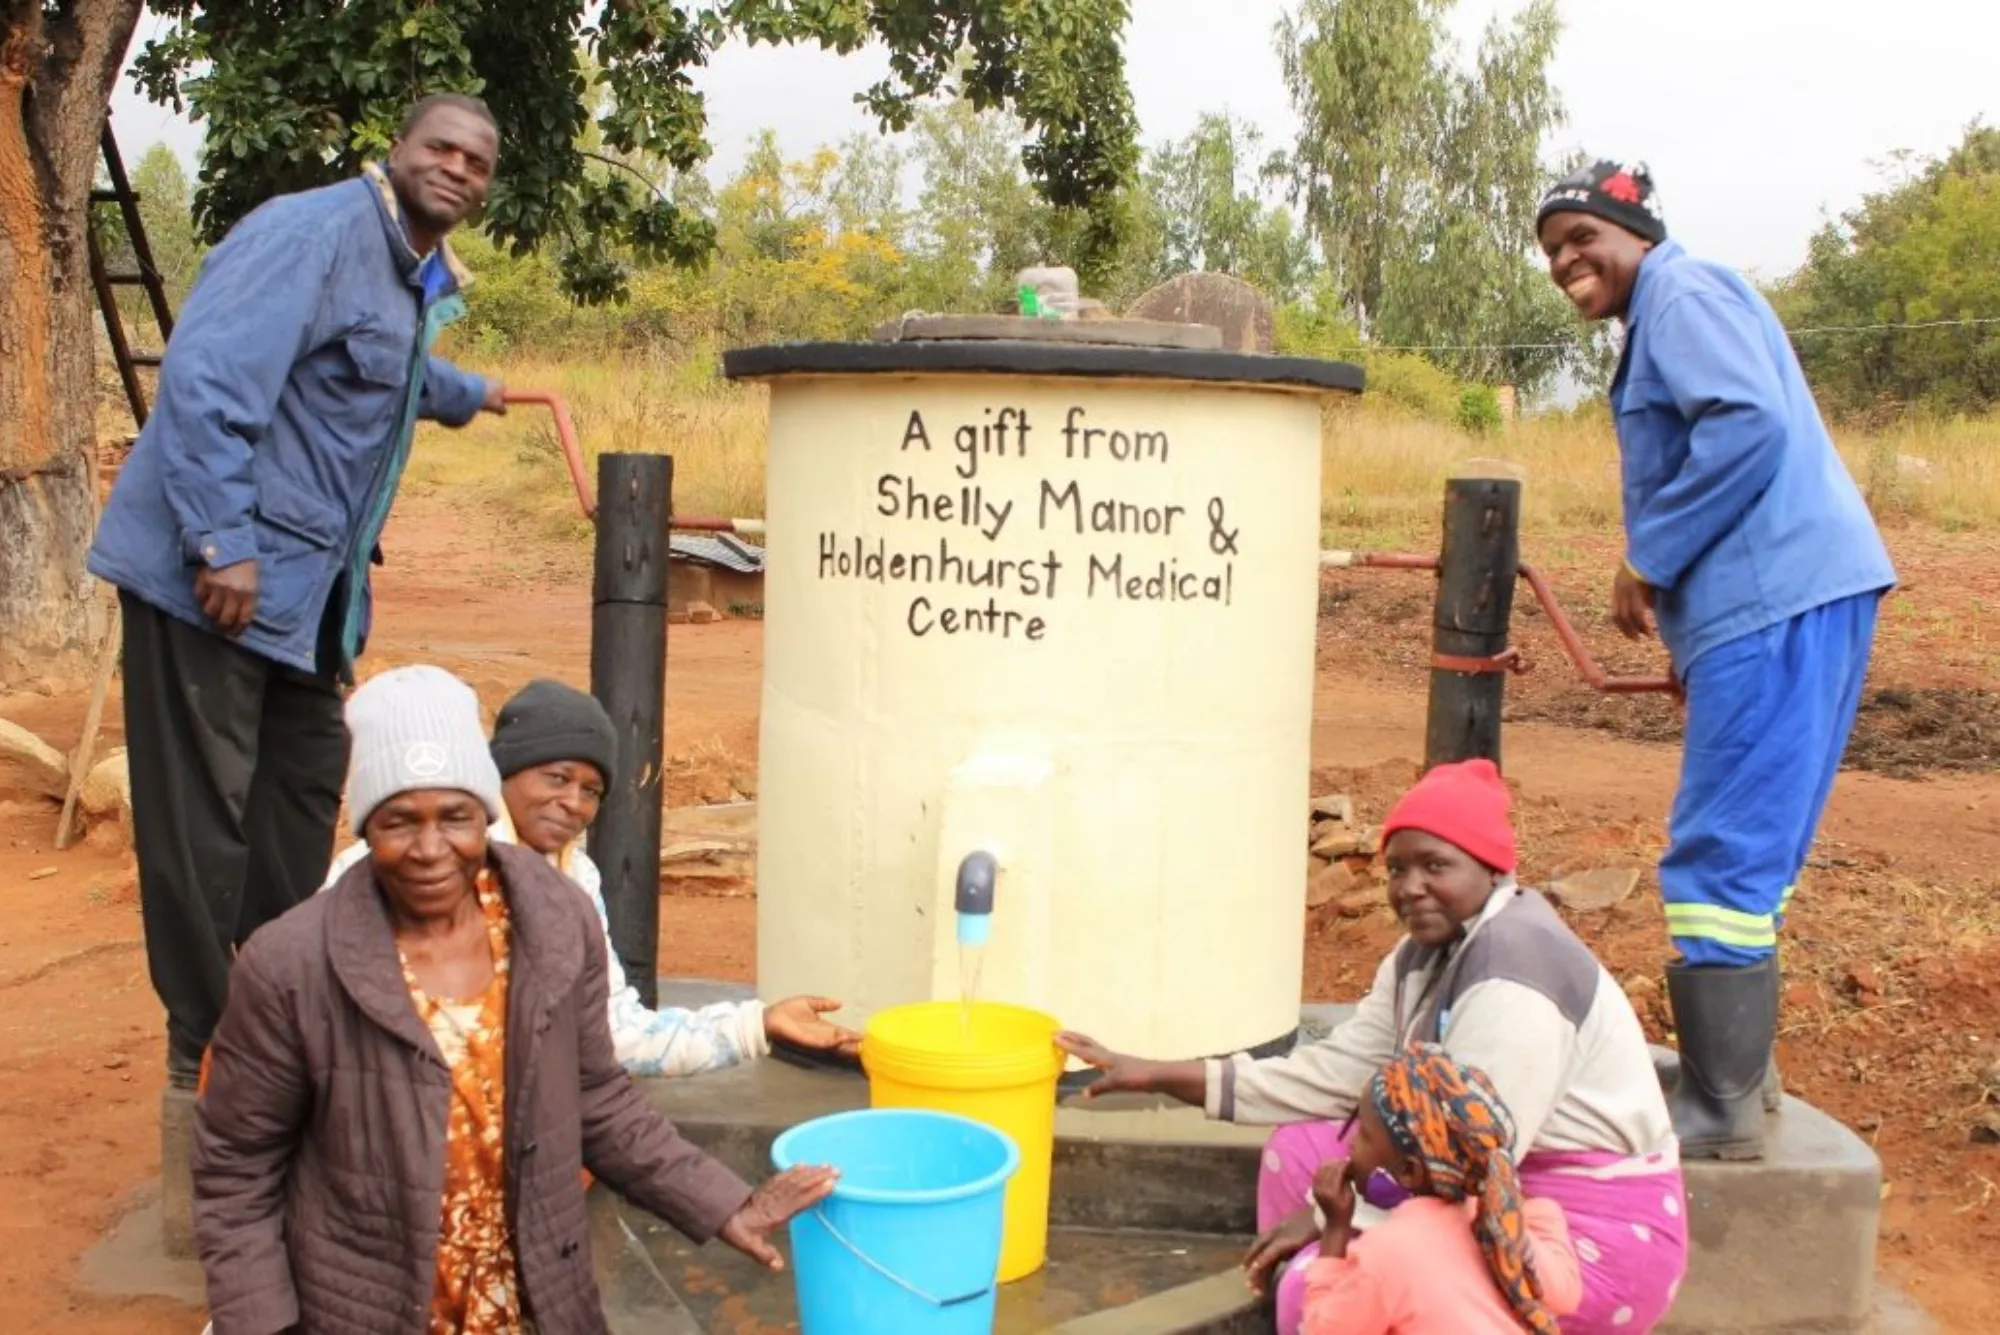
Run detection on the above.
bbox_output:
[860,1001,1063,1283]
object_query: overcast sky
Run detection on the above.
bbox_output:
[107,0,1999,283]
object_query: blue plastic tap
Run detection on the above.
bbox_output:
[955,851,997,947]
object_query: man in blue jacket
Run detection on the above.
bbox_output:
[1536,161,1895,1159]
[88,94,507,1087]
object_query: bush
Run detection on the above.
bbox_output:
[1272,298,1364,362]
[1272,296,1474,424]
[1456,384,1503,435]
[1361,350,1465,422]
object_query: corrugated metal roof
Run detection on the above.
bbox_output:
[669,533,765,574]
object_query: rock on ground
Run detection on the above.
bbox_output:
[0,718,68,799]
[1546,867,1643,913]
[79,748,129,819]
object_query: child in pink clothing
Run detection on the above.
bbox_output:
[1303,1043,1582,1335]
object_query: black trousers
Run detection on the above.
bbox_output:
[119,591,349,1070]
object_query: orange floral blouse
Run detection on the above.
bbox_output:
[401,867,520,1335]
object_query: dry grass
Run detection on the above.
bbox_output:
[1319,404,1621,549]
[400,351,768,543]
[1843,415,2000,531]
[1319,399,2000,550]
[403,351,2000,549]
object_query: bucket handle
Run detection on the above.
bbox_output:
[809,1207,994,1308]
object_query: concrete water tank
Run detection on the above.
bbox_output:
[723,323,1364,1061]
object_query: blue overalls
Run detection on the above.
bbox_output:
[1612,240,1896,966]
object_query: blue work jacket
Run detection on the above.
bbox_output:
[88,164,489,679]
[1612,240,1895,669]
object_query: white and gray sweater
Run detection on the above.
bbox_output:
[1204,884,1674,1161]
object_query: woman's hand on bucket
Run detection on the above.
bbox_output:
[765,996,862,1058]
[1054,1031,1151,1095]
[720,1165,841,1270]
[1054,1032,1207,1107]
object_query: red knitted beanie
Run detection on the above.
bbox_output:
[1378,758,1517,873]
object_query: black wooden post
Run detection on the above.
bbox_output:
[590,453,672,1009]
[1423,474,1522,772]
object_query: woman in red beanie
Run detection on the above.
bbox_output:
[1059,759,1685,1335]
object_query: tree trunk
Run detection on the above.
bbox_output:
[0,3,144,688]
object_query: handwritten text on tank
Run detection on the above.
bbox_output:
[813,405,1242,642]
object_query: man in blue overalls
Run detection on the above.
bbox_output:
[1535,160,1895,1159]
[88,94,507,1087]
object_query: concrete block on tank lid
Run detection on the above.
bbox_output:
[1128,272,1277,354]
[872,312,1224,350]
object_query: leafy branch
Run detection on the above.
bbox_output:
[130,0,1138,304]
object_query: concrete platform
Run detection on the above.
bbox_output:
[83,1185,1933,1335]
[79,1182,205,1307]
[600,1188,1259,1334]
[1663,1083,1884,1334]
[637,1055,1892,1333]
[640,985,1893,1335]
[127,980,1913,1333]
[160,1084,197,1260]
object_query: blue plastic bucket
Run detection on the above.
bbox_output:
[772,1108,1021,1335]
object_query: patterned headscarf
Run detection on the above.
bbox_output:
[1368,1042,1558,1335]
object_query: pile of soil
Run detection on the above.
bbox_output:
[1847,688,2000,777]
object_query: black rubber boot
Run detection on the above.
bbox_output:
[166,1036,203,1092]
[1665,957,1776,1160]
[1761,957,1783,1113]
[1657,962,1784,1111]
[1652,968,1782,1113]
[1651,1051,1782,1112]
[1656,1047,1784,1111]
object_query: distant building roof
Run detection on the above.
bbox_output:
[669,533,765,574]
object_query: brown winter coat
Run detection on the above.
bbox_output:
[193,842,754,1335]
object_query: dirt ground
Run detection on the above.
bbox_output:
[1,496,1995,1333]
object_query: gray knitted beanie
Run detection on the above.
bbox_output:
[343,665,504,835]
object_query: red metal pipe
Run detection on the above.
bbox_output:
[1322,551,1439,572]
[498,390,766,541]
[501,389,595,519]
[1516,563,1677,695]
[1324,549,1678,696]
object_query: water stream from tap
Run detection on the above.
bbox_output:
[958,942,988,1045]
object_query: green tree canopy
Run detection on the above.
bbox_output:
[126,143,205,299]
[132,0,1138,303]
[1140,111,1317,304]
[1278,0,1585,394]
[1771,123,2000,416]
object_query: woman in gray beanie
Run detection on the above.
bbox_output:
[195,664,837,1334]
[326,676,858,1076]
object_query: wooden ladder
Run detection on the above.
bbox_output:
[57,118,177,850]
[88,117,177,427]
